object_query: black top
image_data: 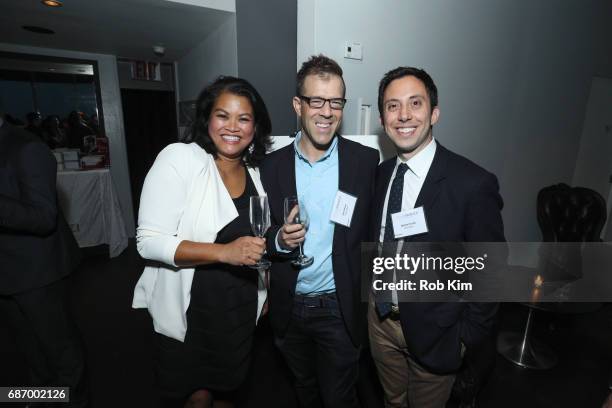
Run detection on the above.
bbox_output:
[154,169,260,396]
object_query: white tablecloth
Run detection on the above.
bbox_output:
[56,169,129,257]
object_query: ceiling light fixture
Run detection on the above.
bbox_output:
[41,0,63,7]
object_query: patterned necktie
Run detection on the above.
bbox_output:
[384,163,409,242]
[376,163,409,319]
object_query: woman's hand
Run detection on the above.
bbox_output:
[219,236,266,266]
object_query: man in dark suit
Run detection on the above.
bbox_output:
[368,67,505,408]
[260,55,378,408]
[0,115,89,407]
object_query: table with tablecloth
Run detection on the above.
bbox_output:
[56,168,128,257]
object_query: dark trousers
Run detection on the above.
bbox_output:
[275,292,361,408]
[0,278,89,407]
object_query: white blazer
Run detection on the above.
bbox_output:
[132,142,267,342]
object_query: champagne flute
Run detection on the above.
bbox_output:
[249,195,271,269]
[283,196,314,267]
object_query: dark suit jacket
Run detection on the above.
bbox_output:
[0,122,80,295]
[371,142,505,374]
[260,135,379,346]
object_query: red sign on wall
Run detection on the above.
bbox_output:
[130,61,161,81]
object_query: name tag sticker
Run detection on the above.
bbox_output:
[330,190,357,227]
[390,206,428,238]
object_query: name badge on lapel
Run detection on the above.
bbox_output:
[330,190,357,227]
[390,206,428,238]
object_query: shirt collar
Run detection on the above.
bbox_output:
[396,138,437,178]
[293,131,338,164]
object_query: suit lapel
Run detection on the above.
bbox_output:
[277,143,297,200]
[410,143,449,240]
[337,136,354,195]
[373,159,395,240]
[333,136,348,250]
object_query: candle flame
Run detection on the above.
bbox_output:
[534,275,544,288]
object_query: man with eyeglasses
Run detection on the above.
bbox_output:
[368,66,505,407]
[260,55,378,408]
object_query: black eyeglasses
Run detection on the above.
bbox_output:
[298,95,347,110]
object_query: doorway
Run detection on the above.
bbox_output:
[121,89,178,217]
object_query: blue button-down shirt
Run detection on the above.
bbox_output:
[293,132,338,295]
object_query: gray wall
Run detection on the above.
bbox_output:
[298,0,600,241]
[176,15,238,102]
[574,76,612,241]
[594,0,612,78]
[0,42,136,236]
[572,77,612,204]
[236,0,297,136]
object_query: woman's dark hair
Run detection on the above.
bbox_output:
[184,76,272,167]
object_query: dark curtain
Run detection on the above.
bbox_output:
[121,89,178,217]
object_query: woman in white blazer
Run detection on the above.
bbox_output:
[132,76,272,408]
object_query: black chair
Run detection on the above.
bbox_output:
[497,183,607,369]
[537,183,606,243]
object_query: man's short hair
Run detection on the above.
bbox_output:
[296,54,346,97]
[378,67,438,116]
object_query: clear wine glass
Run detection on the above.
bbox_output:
[283,196,314,267]
[249,195,271,269]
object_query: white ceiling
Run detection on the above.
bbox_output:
[0,0,234,61]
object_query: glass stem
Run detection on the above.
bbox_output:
[298,242,304,258]
[260,233,267,257]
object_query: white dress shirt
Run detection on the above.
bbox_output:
[379,138,437,242]
[378,138,437,304]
